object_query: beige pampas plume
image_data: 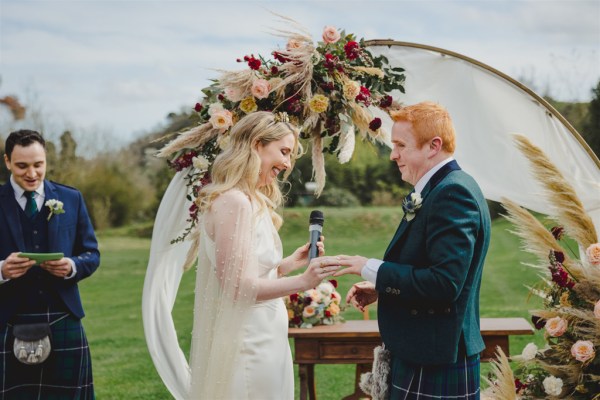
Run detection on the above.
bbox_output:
[156,124,218,159]
[351,66,385,79]
[481,347,518,400]
[337,123,355,164]
[513,134,598,249]
[311,134,326,197]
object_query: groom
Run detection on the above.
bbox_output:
[334,102,491,399]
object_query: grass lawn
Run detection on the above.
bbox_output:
[82,207,545,399]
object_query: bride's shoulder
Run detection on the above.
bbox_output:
[212,189,252,210]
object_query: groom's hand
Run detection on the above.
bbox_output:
[346,281,378,312]
[332,255,367,277]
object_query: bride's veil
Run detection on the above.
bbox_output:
[142,171,192,399]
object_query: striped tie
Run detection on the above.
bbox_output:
[25,191,38,218]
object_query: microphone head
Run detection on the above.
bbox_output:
[309,210,324,226]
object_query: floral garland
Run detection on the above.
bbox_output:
[285,280,344,328]
[483,135,600,399]
[157,18,405,243]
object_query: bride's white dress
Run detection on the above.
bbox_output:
[189,190,294,400]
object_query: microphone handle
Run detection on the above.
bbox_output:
[308,228,322,261]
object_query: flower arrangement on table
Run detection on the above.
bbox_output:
[482,135,600,399]
[285,280,345,328]
[157,17,405,243]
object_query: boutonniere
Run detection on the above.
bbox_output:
[45,199,65,221]
[402,192,422,221]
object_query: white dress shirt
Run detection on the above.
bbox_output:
[361,157,455,283]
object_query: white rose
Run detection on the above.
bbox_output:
[317,281,335,297]
[208,102,225,116]
[224,87,243,102]
[192,155,210,171]
[521,342,538,361]
[543,375,563,396]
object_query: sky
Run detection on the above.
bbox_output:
[1,0,599,146]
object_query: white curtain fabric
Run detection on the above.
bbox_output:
[142,171,192,400]
[368,43,600,233]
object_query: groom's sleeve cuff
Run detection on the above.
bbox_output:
[361,258,383,284]
[64,258,77,280]
[0,261,8,283]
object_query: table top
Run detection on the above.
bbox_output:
[288,317,533,338]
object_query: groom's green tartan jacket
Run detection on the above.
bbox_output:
[376,160,491,365]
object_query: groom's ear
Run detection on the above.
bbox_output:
[429,136,443,155]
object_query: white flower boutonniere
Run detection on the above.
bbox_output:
[45,199,65,221]
[402,192,422,222]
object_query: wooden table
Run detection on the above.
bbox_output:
[288,318,534,400]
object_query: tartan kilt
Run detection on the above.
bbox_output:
[389,353,480,400]
[0,312,94,400]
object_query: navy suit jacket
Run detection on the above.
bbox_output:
[0,179,100,329]
[376,161,491,365]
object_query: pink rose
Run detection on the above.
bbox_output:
[209,109,233,130]
[251,79,271,99]
[586,243,600,265]
[545,316,568,337]
[286,38,303,51]
[571,340,595,362]
[594,300,600,319]
[322,26,341,44]
[224,87,243,102]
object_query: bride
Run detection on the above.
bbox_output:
[143,111,339,399]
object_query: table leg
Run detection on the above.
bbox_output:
[299,364,317,400]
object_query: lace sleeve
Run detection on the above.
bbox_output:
[188,189,259,399]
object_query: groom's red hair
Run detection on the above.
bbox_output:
[390,102,456,154]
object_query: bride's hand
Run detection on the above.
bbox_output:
[301,256,339,290]
[279,236,325,276]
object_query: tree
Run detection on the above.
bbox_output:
[582,80,600,158]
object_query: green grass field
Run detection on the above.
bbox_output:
[82,207,546,399]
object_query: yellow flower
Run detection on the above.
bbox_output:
[327,303,340,316]
[343,80,361,101]
[559,291,571,307]
[309,94,329,113]
[287,309,294,320]
[239,97,258,114]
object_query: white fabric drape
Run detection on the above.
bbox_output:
[368,43,600,233]
[142,171,192,400]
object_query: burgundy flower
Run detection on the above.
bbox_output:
[552,250,565,264]
[355,86,371,106]
[514,378,528,393]
[531,315,546,330]
[325,311,332,318]
[344,41,360,60]
[194,102,203,112]
[323,53,339,72]
[551,226,564,240]
[168,150,198,172]
[245,55,261,70]
[290,293,299,302]
[329,279,338,288]
[320,81,335,92]
[292,316,302,325]
[271,66,279,75]
[369,118,382,131]
[303,296,312,305]
[379,95,393,108]
[549,263,575,288]
[272,51,290,63]
[189,202,199,220]
[217,93,224,101]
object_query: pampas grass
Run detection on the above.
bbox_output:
[481,347,517,400]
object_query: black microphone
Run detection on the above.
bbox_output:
[308,210,324,261]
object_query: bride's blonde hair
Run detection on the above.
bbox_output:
[198,111,302,229]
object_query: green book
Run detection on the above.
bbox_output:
[18,252,64,263]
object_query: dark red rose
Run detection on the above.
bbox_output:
[290,293,299,302]
[243,55,250,61]
[323,53,339,72]
[303,296,312,305]
[329,279,338,288]
[355,86,371,106]
[271,66,279,75]
[551,226,564,240]
[272,51,291,63]
[369,118,382,131]
[531,315,545,330]
[217,94,224,101]
[246,55,261,70]
[194,102,203,112]
[325,311,332,318]
[344,41,360,60]
[514,378,528,393]
[379,95,393,108]
[292,316,302,325]
[552,250,565,264]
